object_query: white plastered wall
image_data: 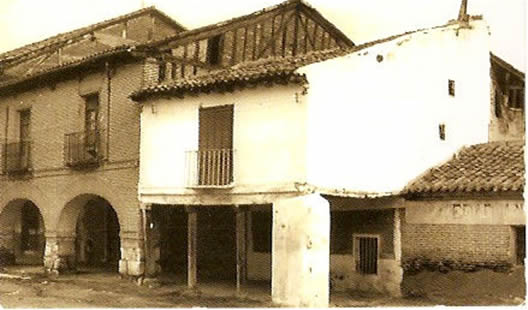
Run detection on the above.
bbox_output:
[301,20,491,193]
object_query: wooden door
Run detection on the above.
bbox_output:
[198,105,233,185]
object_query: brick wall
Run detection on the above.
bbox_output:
[0,59,145,275]
[401,209,513,263]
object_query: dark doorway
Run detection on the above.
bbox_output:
[75,197,120,270]
[20,201,44,253]
[198,207,236,281]
[155,206,188,275]
[515,226,525,265]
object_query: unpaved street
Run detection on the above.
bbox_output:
[0,266,524,308]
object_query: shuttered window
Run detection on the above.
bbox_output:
[354,235,379,275]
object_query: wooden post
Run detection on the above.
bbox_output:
[186,206,198,289]
[235,206,248,294]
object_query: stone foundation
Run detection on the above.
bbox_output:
[43,233,145,276]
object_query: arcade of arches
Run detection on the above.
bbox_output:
[0,194,132,275]
[0,200,45,265]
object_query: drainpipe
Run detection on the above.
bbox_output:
[105,61,111,160]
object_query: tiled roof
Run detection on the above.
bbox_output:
[0,6,185,65]
[130,48,346,100]
[491,52,525,80]
[130,24,445,101]
[404,141,525,195]
[0,45,139,90]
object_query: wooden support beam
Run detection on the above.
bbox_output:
[164,1,300,50]
[298,14,315,52]
[57,48,63,66]
[242,27,248,61]
[252,24,258,60]
[257,12,294,59]
[231,29,238,66]
[186,206,198,289]
[235,206,248,294]
[312,24,319,50]
[292,12,299,56]
[160,54,215,70]
[271,16,276,56]
[181,45,188,79]
[122,21,128,39]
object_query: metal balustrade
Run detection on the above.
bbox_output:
[64,129,104,168]
[3,141,32,175]
[185,149,234,187]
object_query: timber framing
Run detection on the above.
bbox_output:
[491,52,525,82]
[149,0,354,76]
[0,46,146,97]
[0,6,186,68]
[154,0,354,50]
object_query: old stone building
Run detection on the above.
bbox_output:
[131,1,516,305]
[0,0,524,307]
[0,0,353,282]
[0,7,186,275]
[404,141,524,265]
[401,141,525,294]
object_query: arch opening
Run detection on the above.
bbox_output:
[58,194,121,272]
[0,199,45,266]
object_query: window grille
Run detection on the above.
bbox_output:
[355,235,379,275]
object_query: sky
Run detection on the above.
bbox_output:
[0,0,525,71]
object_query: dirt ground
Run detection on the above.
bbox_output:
[0,266,525,308]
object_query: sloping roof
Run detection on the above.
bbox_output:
[152,0,354,49]
[130,24,447,101]
[491,52,525,80]
[0,45,142,93]
[130,48,342,100]
[404,141,525,195]
[0,6,185,66]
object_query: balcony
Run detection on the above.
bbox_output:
[185,149,234,188]
[64,129,105,168]
[3,141,32,175]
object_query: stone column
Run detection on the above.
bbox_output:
[44,232,76,273]
[119,230,145,277]
[272,194,330,308]
[118,207,147,277]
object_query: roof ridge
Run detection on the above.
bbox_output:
[150,0,353,48]
[0,6,185,64]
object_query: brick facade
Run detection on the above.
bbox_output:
[0,61,146,275]
[401,209,514,264]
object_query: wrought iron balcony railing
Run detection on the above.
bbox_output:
[64,129,105,168]
[185,149,234,188]
[3,141,32,175]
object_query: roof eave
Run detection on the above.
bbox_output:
[0,47,146,95]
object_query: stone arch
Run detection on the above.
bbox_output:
[0,183,51,222]
[54,194,122,272]
[0,198,46,265]
[52,175,136,233]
